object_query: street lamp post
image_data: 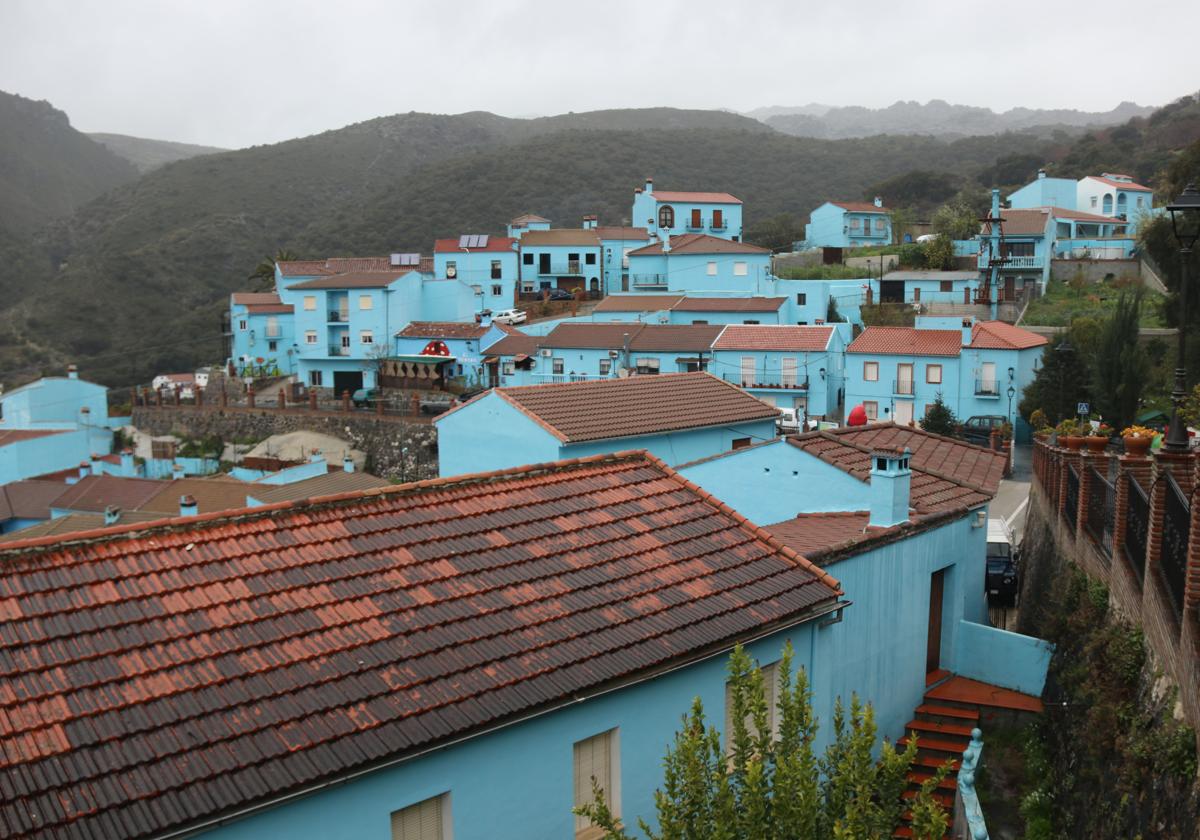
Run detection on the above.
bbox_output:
[1164,183,1200,452]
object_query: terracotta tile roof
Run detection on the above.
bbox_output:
[483,332,540,356]
[829,201,888,214]
[538,323,647,349]
[231,292,281,305]
[231,292,292,314]
[397,321,492,340]
[518,229,601,246]
[0,429,68,447]
[468,372,779,444]
[846,327,963,357]
[0,509,163,542]
[48,474,169,513]
[594,226,650,240]
[433,237,517,254]
[279,257,433,277]
[510,213,550,224]
[136,477,252,515]
[593,295,684,312]
[628,233,769,256]
[288,272,409,290]
[276,259,334,276]
[675,296,786,312]
[713,325,833,351]
[765,511,881,556]
[0,451,839,840]
[982,209,1049,237]
[1047,207,1123,223]
[629,325,726,352]
[0,480,71,520]
[970,321,1048,350]
[786,423,1006,512]
[247,470,391,504]
[651,191,742,204]
[1086,175,1153,192]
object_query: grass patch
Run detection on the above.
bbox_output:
[776,263,873,280]
[1021,277,1165,327]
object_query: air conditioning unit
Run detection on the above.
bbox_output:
[539,349,552,357]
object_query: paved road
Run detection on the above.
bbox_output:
[988,444,1032,631]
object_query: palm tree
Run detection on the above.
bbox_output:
[249,249,298,290]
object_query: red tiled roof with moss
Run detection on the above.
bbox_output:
[0,451,839,839]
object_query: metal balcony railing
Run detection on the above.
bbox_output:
[631,273,668,288]
[538,262,583,276]
[723,372,809,390]
[328,346,350,357]
[974,379,1000,396]
[711,220,727,230]
[328,311,348,322]
[978,254,1043,269]
[892,379,915,396]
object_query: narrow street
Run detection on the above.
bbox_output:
[988,444,1032,631]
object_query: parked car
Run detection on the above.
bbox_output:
[352,387,382,408]
[777,408,801,435]
[986,516,1019,603]
[493,308,527,325]
[419,393,455,415]
[546,288,574,301]
[959,415,1008,446]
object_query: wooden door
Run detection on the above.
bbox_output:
[691,208,702,228]
[1004,276,1015,301]
[927,569,945,675]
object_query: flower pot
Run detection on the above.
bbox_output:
[1064,435,1085,451]
[1122,435,1152,457]
[1085,435,1110,454]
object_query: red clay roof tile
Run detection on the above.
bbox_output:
[969,321,1048,350]
[651,191,741,204]
[847,327,963,357]
[628,233,768,256]
[713,325,833,351]
[0,451,839,839]
[829,201,888,214]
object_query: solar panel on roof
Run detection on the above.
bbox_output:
[398,253,419,266]
[390,254,403,266]
[477,234,489,247]
[458,235,471,249]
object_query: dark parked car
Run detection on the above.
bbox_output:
[986,517,1019,603]
[546,288,574,301]
[351,387,382,408]
[959,415,1008,446]
[419,393,455,415]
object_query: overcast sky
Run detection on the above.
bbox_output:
[1,0,1195,149]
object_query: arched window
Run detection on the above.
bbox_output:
[589,278,599,292]
[1102,194,1113,214]
[658,205,675,229]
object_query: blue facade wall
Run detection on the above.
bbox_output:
[433,248,519,313]
[517,243,602,294]
[631,191,743,242]
[600,236,653,294]
[952,620,1053,696]
[0,428,94,484]
[0,377,109,429]
[1007,176,1077,209]
[230,306,297,376]
[804,203,890,248]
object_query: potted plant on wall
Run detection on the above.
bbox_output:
[1086,423,1113,453]
[1030,409,1050,441]
[1121,425,1155,456]
[1056,418,1084,451]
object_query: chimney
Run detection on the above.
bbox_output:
[1037,169,1046,180]
[343,454,355,473]
[78,461,90,479]
[120,447,135,475]
[90,453,103,475]
[309,448,324,464]
[634,187,643,195]
[662,232,672,254]
[66,364,78,380]
[479,309,493,327]
[644,177,653,195]
[179,495,198,517]
[171,463,185,480]
[104,506,120,526]
[873,196,883,208]
[868,447,911,528]
[961,317,974,346]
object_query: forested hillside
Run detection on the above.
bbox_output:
[0,91,139,235]
[88,133,227,173]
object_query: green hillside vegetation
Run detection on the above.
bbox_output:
[0,91,139,235]
[88,133,228,173]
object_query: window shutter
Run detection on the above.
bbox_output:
[574,731,613,834]
[390,795,443,840]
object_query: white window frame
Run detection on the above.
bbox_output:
[360,331,374,344]
[502,361,515,375]
[707,261,718,276]
[740,355,755,386]
[304,330,318,345]
[599,358,612,376]
[308,371,322,387]
[491,284,503,296]
[863,400,878,420]
[733,261,748,277]
[926,363,943,384]
[635,357,660,375]
[553,358,565,375]
[390,793,448,840]
[358,294,373,310]
[574,730,619,838]
[863,361,879,382]
[781,357,798,387]
[238,319,247,331]
[303,295,317,311]
[341,334,351,349]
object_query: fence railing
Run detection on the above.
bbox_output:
[1162,472,1190,620]
[974,379,1000,396]
[1086,467,1114,559]
[1125,472,1149,586]
[723,372,810,390]
[892,378,914,396]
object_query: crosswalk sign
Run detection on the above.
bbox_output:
[1077,402,1090,415]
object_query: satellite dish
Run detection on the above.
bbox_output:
[446,266,457,278]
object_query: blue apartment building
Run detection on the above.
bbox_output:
[230,292,296,376]
[594,222,653,294]
[630,178,743,241]
[804,198,891,248]
[709,324,845,420]
[625,234,773,294]
[515,228,603,296]
[433,235,519,314]
[843,317,1046,431]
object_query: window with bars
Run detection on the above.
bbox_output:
[390,794,445,840]
[574,730,617,838]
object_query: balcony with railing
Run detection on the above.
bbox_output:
[328,345,351,357]
[974,379,1000,397]
[631,273,668,289]
[978,253,1044,270]
[327,310,349,323]
[892,378,915,397]
[711,219,727,231]
[538,261,583,276]
[531,372,611,384]
[722,372,809,390]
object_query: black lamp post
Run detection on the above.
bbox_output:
[1164,183,1200,452]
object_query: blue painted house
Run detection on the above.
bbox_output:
[630,178,743,241]
[804,199,891,248]
[393,320,517,389]
[589,294,789,325]
[433,235,519,314]
[505,212,551,239]
[595,224,653,294]
[878,270,982,305]
[1076,172,1157,229]
[843,318,1047,430]
[977,206,1053,293]
[709,325,845,421]
[626,234,772,294]
[1007,170,1077,210]
[516,228,603,296]
[229,293,296,377]
[434,371,780,476]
